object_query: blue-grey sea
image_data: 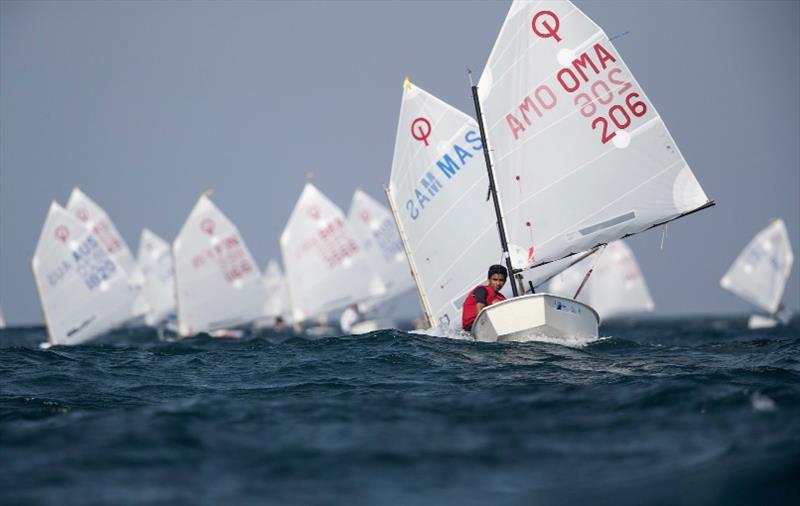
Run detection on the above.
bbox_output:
[1,317,799,506]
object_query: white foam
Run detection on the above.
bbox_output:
[751,391,777,412]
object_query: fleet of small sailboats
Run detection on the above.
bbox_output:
[9,0,793,345]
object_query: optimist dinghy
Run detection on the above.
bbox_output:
[172,194,265,337]
[280,183,387,335]
[136,229,176,327]
[721,219,794,329]
[465,0,715,342]
[32,202,139,345]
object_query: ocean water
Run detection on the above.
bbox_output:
[1,317,798,506]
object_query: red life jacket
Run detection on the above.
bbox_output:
[462,285,506,330]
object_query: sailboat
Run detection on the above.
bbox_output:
[66,187,149,320]
[136,229,176,327]
[463,0,713,342]
[260,259,292,328]
[172,193,265,337]
[385,79,584,337]
[0,305,6,329]
[31,202,139,346]
[280,183,387,334]
[346,189,415,327]
[545,241,655,321]
[721,219,794,329]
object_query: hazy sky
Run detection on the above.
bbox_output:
[1,0,798,324]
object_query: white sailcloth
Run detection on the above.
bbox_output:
[136,229,176,326]
[721,219,794,315]
[32,202,139,345]
[66,187,148,317]
[478,0,711,272]
[347,189,414,301]
[546,241,654,320]
[262,259,291,322]
[172,194,265,336]
[280,183,386,323]
[387,79,578,329]
[67,188,138,278]
[0,305,6,329]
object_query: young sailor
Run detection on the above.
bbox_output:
[339,304,363,334]
[462,265,508,331]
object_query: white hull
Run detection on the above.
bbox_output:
[471,293,599,343]
[748,314,779,329]
[349,319,380,335]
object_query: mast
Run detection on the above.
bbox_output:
[384,185,435,328]
[470,84,518,297]
[279,236,303,334]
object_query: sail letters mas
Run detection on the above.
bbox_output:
[404,129,482,220]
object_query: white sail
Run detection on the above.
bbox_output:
[347,189,414,301]
[280,183,386,323]
[477,0,711,272]
[172,194,265,336]
[386,79,579,329]
[66,187,148,317]
[0,305,6,329]
[546,241,654,320]
[32,202,139,345]
[67,188,138,277]
[262,259,290,322]
[136,229,176,326]
[721,219,794,315]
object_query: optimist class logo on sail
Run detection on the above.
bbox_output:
[502,8,650,146]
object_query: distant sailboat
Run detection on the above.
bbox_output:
[721,219,794,329]
[66,187,148,319]
[0,305,6,329]
[261,259,291,326]
[32,202,139,345]
[172,194,265,337]
[280,183,386,332]
[347,189,415,304]
[463,0,713,342]
[136,229,176,327]
[545,241,655,321]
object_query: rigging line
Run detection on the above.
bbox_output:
[573,244,607,300]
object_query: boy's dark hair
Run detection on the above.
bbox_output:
[487,264,508,279]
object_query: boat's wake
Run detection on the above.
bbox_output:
[411,325,607,348]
